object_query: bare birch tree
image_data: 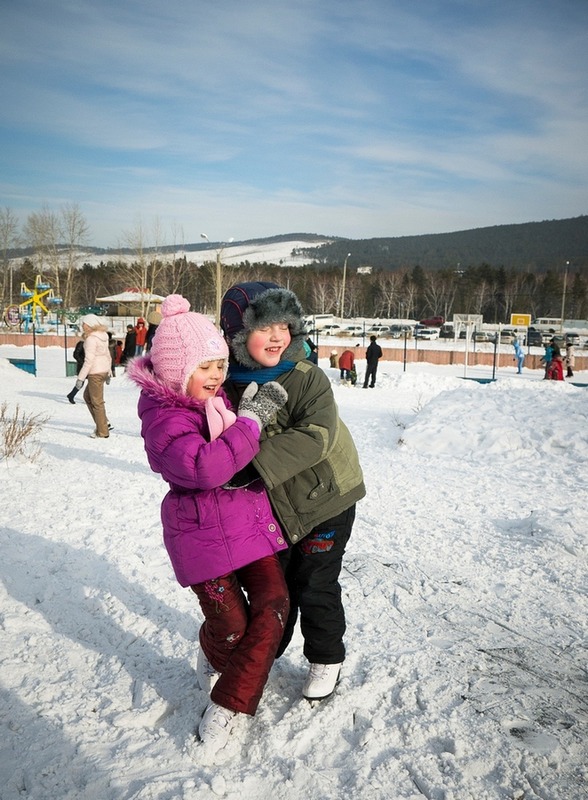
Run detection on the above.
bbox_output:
[23,205,61,297]
[121,218,168,317]
[0,207,21,306]
[61,203,90,309]
[374,271,400,317]
[423,270,458,320]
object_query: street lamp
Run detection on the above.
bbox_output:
[560,261,569,333]
[200,233,234,325]
[340,252,351,322]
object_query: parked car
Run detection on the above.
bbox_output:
[439,325,455,338]
[415,326,440,340]
[419,316,445,327]
[458,329,481,340]
[472,330,492,342]
[524,329,543,346]
[367,324,390,335]
[565,332,580,345]
[321,324,343,335]
[499,329,515,343]
[342,325,364,336]
[389,324,412,338]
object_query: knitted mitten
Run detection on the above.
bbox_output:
[237,381,288,429]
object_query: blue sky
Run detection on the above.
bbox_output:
[1,0,587,248]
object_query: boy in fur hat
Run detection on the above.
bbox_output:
[221,282,365,702]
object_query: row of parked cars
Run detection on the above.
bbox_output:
[315,323,412,337]
[311,322,585,347]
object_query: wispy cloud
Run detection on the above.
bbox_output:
[1,0,587,245]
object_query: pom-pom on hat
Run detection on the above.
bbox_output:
[149,294,228,394]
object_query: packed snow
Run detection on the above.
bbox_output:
[77,239,330,269]
[1,344,587,800]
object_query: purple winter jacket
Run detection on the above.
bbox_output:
[128,356,287,586]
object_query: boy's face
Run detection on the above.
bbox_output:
[186,359,226,399]
[247,323,291,367]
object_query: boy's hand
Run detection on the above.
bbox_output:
[238,381,288,429]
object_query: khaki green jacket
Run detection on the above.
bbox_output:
[250,359,365,543]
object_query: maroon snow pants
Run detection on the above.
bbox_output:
[191,555,289,716]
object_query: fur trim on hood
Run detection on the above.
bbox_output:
[127,354,212,410]
[220,283,307,370]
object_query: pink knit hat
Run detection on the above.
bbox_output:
[149,295,228,393]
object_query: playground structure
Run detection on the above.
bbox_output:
[19,275,63,332]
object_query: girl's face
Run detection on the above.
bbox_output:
[186,360,226,400]
[247,324,291,367]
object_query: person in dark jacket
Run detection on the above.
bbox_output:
[120,324,136,368]
[363,335,383,388]
[107,332,117,377]
[145,309,162,352]
[304,337,318,364]
[66,339,85,403]
[128,294,289,753]
[221,282,365,704]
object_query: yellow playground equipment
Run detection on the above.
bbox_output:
[19,275,62,331]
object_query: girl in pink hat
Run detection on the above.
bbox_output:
[128,294,289,753]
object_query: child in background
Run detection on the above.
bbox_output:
[128,294,289,752]
[513,337,525,374]
[221,282,365,703]
[134,317,147,355]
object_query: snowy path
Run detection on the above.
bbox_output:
[1,348,587,799]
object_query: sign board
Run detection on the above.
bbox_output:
[4,305,20,327]
[453,314,483,325]
[510,313,532,327]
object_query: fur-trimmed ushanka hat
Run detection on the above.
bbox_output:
[220,281,307,369]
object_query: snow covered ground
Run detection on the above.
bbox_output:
[1,345,587,800]
[78,238,331,269]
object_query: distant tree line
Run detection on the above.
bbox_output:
[1,206,586,324]
[297,215,588,272]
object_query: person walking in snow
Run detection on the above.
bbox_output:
[220,282,365,703]
[66,338,85,403]
[363,335,383,388]
[128,294,289,753]
[75,314,112,438]
[513,338,525,374]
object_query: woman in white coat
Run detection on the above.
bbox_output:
[76,314,112,438]
[565,342,575,378]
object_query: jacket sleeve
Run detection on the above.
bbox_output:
[145,410,261,491]
[253,366,338,490]
[77,336,96,381]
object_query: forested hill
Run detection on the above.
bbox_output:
[300,215,588,271]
